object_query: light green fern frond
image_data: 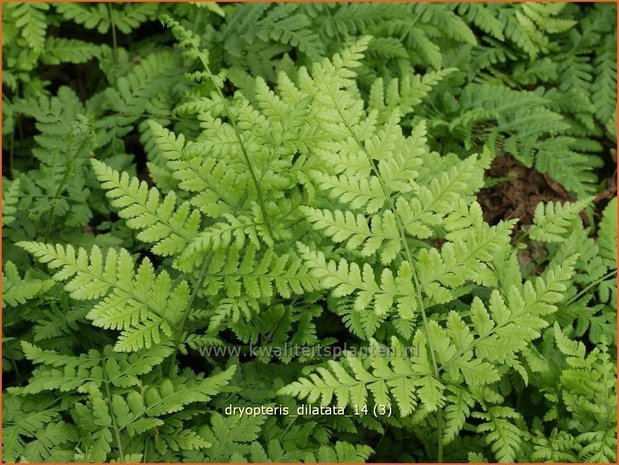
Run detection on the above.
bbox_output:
[597,197,617,268]
[367,70,454,121]
[298,243,417,319]
[529,198,592,243]
[8,3,49,51]
[2,177,21,227]
[17,242,190,352]
[474,406,524,462]
[554,324,617,462]
[2,261,54,308]
[203,244,318,300]
[41,37,101,65]
[55,3,158,34]
[91,159,201,257]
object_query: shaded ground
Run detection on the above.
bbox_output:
[478,154,617,272]
[477,155,572,227]
[479,153,617,230]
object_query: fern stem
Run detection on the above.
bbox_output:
[102,360,125,461]
[166,184,250,376]
[192,7,202,35]
[193,52,274,242]
[397,14,421,43]
[106,3,118,61]
[17,110,25,141]
[513,228,529,244]
[11,359,22,386]
[437,413,444,462]
[324,7,342,49]
[43,134,91,241]
[8,126,15,179]
[331,101,445,461]
[168,255,212,377]
[143,436,150,463]
[374,426,388,456]
[280,414,298,440]
[565,269,617,306]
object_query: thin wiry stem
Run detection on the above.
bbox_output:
[43,135,91,241]
[106,3,118,61]
[168,255,211,377]
[331,98,445,461]
[166,190,248,376]
[102,360,125,461]
[8,127,15,179]
[565,269,617,306]
[192,50,274,242]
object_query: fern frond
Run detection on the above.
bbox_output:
[302,206,402,265]
[298,243,416,319]
[253,5,324,61]
[2,394,63,462]
[109,3,158,34]
[529,198,592,243]
[41,37,100,65]
[554,324,617,462]
[443,386,476,444]
[534,137,601,198]
[91,159,201,257]
[396,154,490,239]
[2,177,21,226]
[199,412,265,461]
[97,51,185,134]
[54,3,110,33]
[455,4,504,40]
[597,197,617,268]
[55,3,157,34]
[278,354,417,415]
[18,242,189,352]
[474,406,523,462]
[203,244,318,299]
[320,4,408,39]
[8,3,49,51]
[144,366,236,416]
[5,6,616,462]
[2,261,54,308]
[310,172,386,214]
[592,40,617,125]
[368,70,453,120]
[177,211,277,272]
[417,219,515,305]
[318,441,374,462]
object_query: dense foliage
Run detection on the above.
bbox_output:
[2,2,617,463]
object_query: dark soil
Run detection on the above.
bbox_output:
[478,155,573,228]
